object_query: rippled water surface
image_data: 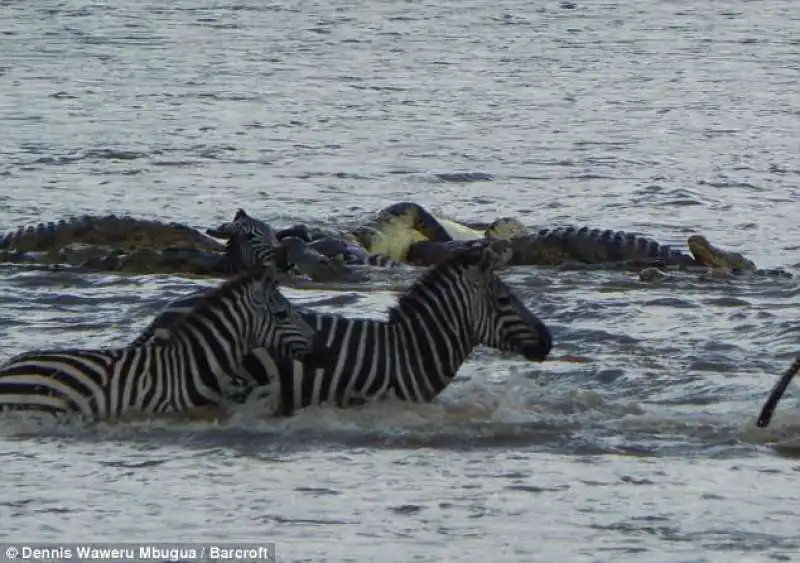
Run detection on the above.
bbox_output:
[2,0,800,560]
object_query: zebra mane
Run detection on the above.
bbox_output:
[388,241,499,322]
[157,271,266,339]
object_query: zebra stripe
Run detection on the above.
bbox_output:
[0,268,327,422]
[206,209,280,275]
[214,233,277,275]
[207,208,279,245]
[133,240,553,416]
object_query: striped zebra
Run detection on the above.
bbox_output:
[0,268,328,422]
[132,239,553,416]
[214,232,277,276]
[207,208,279,245]
[206,209,280,275]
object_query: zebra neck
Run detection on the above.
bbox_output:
[390,298,478,385]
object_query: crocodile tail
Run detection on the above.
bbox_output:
[533,227,696,265]
[584,228,667,262]
[0,228,16,249]
[530,227,632,262]
[0,218,81,251]
[755,268,793,278]
[582,227,696,264]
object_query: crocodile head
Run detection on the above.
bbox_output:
[485,217,527,240]
[687,235,756,272]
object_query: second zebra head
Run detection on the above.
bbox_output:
[172,267,331,369]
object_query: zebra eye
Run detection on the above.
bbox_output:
[274,310,290,321]
[496,295,512,306]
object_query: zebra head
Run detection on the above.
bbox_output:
[207,208,279,245]
[220,233,278,274]
[249,268,329,368]
[458,239,552,361]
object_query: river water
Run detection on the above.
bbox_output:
[2,0,800,561]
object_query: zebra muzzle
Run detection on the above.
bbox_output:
[519,329,553,362]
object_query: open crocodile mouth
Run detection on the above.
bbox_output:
[687,234,756,271]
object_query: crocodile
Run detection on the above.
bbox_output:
[350,201,482,261]
[9,205,775,279]
[0,215,232,276]
[208,204,790,277]
[635,235,792,280]
[206,202,475,267]
[302,202,746,274]
[686,235,756,274]
[0,243,228,276]
[404,225,792,277]
[215,202,474,267]
[0,214,225,254]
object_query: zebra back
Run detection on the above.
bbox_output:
[129,290,208,347]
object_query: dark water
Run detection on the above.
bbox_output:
[2,0,800,560]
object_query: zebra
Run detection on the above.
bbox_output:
[207,210,333,276]
[0,267,328,422]
[206,208,279,245]
[131,239,553,416]
[756,356,800,428]
[206,208,281,275]
[214,231,278,276]
[209,214,372,280]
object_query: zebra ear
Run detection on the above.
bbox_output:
[477,239,513,271]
